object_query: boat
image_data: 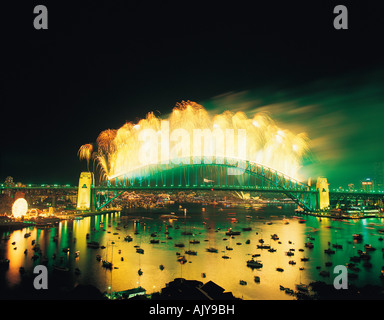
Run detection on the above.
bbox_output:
[301,257,309,262]
[185,250,197,255]
[239,280,247,286]
[189,239,200,244]
[87,241,100,249]
[242,227,252,231]
[226,246,233,251]
[159,264,164,270]
[225,230,241,236]
[24,232,31,238]
[102,261,113,269]
[174,243,185,248]
[271,234,279,240]
[276,268,284,272]
[53,265,69,272]
[288,260,296,265]
[177,256,187,264]
[206,247,218,253]
[364,244,376,251]
[268,248,276,252]
[150,239,159,244]
[254,276,260,283]
[124,235,133,242]
[285,288,294,295]
[353,234,363,241]
[246,259,263,268]
[324,248,335,254]
[304,242,314,249]
[138,268,143,276]
[257,244,271,249]
[136,248,144,254]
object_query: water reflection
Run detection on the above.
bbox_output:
[1,205,384,300]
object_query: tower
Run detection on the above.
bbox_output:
[76,172,95,211]
[316,177,330,210]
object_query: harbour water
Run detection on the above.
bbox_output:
[1,203,384,300]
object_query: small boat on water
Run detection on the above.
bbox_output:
[124,235,133,242]
[324,248,335,254]
[271,234,279,240]
[246,259,263,268]
[239,280,247,286]
[304,242,314,249]
[225,230,241,236]
[102,261,113,269]
[87,241,100,249]
[353,234,363,241]
[150,239,159,244]
[276,267,284,272]
[257,244,271,249]
[185,250,197,255]
[206,247,218,253]
[254,276,260,283]
[136,248,144,254]
[177,256,187,264]
[189,239,200,244]
[53,265,69,272]
[24,232,31,238]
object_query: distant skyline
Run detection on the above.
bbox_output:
[1,2,384,187]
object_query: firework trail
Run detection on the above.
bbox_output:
[79,101,310,182]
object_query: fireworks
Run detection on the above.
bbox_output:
[78,143,93,171]
[79,101,310,181]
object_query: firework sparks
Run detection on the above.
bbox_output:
[83,101,310,181]
[78,143,93,171]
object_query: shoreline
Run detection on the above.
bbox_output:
[297,211,382,220]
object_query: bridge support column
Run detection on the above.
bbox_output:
[316,177,330,210]
[76,172,95,211]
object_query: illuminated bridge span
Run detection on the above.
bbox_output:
[2,157,383,212]
[94,157,323,211]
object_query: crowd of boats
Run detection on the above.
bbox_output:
[2,207,384,300]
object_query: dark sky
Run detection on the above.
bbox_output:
[1,1,384,186]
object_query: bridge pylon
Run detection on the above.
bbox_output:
[76,172,95,211]
[315,177,330,210]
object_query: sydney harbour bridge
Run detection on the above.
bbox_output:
[1,156,383,214]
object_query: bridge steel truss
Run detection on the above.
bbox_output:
[94,157,318,211]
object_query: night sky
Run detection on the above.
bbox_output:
[1,1,384,187]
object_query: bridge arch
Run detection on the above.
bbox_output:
[96,157,315,211]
